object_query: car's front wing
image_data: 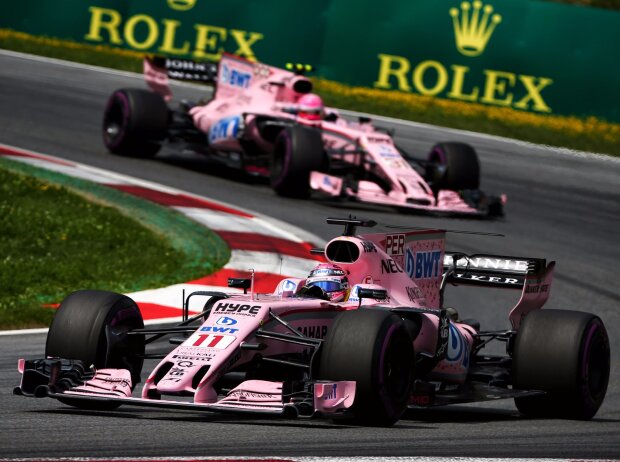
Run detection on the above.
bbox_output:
[15,358,355,419]
[310,172,505,216]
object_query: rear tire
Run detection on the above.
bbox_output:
[103,88,168,157]
[318,309,414,426]
[270,125,324,198]
[46,290,145,409]
[427,142,480,191]
[512,309,610,420]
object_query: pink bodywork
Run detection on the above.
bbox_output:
[145,54,499,215]
[21,227,553,416]
[127,229,474,403]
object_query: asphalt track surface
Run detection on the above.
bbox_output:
[0,51,619,459]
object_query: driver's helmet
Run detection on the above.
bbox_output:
[304,263,349,301]
[298,93,324,121]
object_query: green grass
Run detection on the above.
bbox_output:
[0,157,230,329]
[1,29,617,157]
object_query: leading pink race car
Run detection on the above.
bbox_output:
[16,217,609,425]
[102,54,505,216]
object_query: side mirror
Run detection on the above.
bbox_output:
[228,278,251,294]
[357,288,388,301]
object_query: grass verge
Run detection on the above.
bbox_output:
[0,156,230,329]
[1,29,618,157]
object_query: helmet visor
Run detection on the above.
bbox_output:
[307,280,342,292]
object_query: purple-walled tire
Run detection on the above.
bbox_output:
[270,125,324,198]
[427,142,480,191]
[46,290,145,401]
[318,309,414,426]
[103,88,168,157]
[512,309,610,420]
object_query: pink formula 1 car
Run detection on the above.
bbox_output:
[102,54,504,216]
[16,217,608,425]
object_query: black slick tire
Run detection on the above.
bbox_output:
[46,290,145,408]
[427,142,480,191]
[318,309,414,426]
[102,88,168,157]
[512,309,610,420]
[270,125,324,198]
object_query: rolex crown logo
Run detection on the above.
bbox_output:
[167,0,197,11]
[450,1,502,57]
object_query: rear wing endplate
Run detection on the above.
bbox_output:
[144,56,218,101]
[443,252,555,329]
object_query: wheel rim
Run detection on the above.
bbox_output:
[103,93,129,148]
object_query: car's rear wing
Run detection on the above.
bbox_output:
[443,253,547,289]
[147,56,218,84]
[144,53,313,106]
[144,56,218,101]
[443,252,555,329]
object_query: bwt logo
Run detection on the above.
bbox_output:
[208,115,241,144]
[201,326,239,334]
[405,249,442,279]
[378,144,400,158]
[220,64,252,88]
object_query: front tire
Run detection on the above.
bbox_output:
[427,142,480,191]
[318,309,414,426]
[270,125,324,198]
[46,290,145,409]
[103,88,168,157]
[512,309,610,420]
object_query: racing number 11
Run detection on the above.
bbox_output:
[193,334,224,348]
[185,332,235,349]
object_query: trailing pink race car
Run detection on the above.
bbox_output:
[102,54,505,216]
[16,217,608,425]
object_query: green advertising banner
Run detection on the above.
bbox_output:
[1,0,619,122]
[321,0,620,121]
[0,0,330,65]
